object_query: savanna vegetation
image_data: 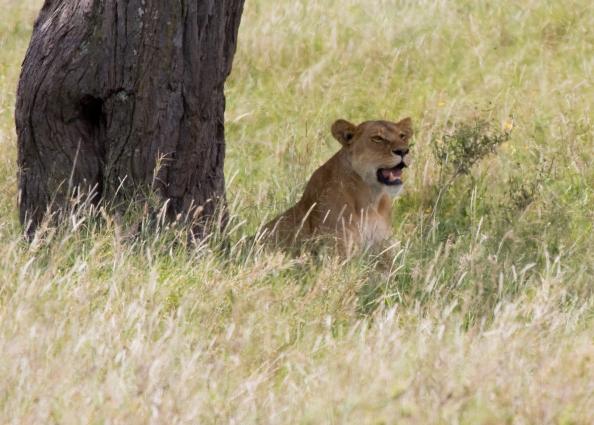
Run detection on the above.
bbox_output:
[0,0,592,423]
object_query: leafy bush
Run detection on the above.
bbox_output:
[432,117,511,180]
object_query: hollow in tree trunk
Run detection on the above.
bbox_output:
[15,0,245,237]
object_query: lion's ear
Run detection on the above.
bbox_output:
[395,117,413,141]
[331,119,357,146]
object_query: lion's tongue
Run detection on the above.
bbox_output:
[382,168,402,182]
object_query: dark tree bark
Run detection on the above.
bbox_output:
[16,0,244,236]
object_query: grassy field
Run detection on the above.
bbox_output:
[1,0,593,423]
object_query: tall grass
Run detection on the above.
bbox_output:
[1,0,593,423]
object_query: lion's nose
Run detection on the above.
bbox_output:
[393,148,409,158]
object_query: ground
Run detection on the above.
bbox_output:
[0,0,593,423]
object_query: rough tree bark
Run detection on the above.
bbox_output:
[16,0,244,236]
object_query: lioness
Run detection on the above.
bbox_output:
[264,117,412,252]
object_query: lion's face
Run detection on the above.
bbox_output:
[331,118,413,196]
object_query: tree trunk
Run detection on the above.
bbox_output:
[16,0,244,236]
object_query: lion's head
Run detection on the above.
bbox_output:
[331,117,413,196]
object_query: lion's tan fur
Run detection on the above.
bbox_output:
[264,117,412,252]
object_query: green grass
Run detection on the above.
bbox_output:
[1,0,593,423]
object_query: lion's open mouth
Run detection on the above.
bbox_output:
[377,163,405,186]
